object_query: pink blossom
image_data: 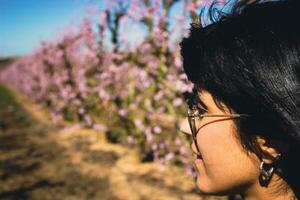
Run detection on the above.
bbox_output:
[159,141,167,149]
[165,152,174,161]
[127,136,136,145]
[179,73,188,80]
[140,42,152,54]
[148,60,158,69]
[153,91,164,101]
[135,68,147,80]
[98,89,110,101]
[93,123,108,132]
[185,167,197,178]
[153,126,162,134]
[156,106,165,114]
[172,98,183,107]
[144,99,151,108]
[151,143,158,151]
[133,118,144,130]
[181,157,189,164]
[175,137,182,145]
[158,163,166,172]
[99,12,107,26]
[78,107,85,114]
[84,115,93,126]
[118,109,128,117]
[145,128,153,142]
[180,146,189,155]
[174,56,182,68]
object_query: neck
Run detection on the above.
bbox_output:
[240,174,296,200]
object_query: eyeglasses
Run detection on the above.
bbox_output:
[187,105,248,155]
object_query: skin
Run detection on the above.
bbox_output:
[179,90,296,200]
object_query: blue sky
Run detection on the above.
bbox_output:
[0,0,189,57]
[0,0,88,57]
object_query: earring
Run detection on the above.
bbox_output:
[259,153,281,183]
[259,161,274,182]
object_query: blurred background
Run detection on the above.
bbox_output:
[0,0,230,199]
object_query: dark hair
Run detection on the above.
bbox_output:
[180,0,300,197]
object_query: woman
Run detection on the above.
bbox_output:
[179,0,300,199]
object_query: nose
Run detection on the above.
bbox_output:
[179,118,192,136]
[179,117,200,155]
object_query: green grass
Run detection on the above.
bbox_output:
[0,83,33,130]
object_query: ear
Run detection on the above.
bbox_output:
[256,135,288,164]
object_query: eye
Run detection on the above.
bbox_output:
[183,90,208,114]
[196,104,208,115]
[194,97,208,114]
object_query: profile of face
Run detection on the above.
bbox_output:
[180,90,261,196]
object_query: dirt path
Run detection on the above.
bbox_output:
[55,128,206,200]
[0,126,206,200]
[0,85,226,200]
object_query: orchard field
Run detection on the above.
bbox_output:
[0,82,230,199]
[0,0,233,199]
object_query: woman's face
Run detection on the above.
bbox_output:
[180,90,260,195]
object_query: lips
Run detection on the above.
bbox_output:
[195,154,203,165]
[196,153,203,160]
[197,155,202,159]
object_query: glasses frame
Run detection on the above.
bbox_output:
[187,105,248,155]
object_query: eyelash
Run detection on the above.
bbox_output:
[184,91,208,113]
[196,103,208,114]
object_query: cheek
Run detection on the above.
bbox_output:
[198,121,241,163]
[197,120,259,187]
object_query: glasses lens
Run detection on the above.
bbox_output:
[187,108,198,137]
[187,106,203,154]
